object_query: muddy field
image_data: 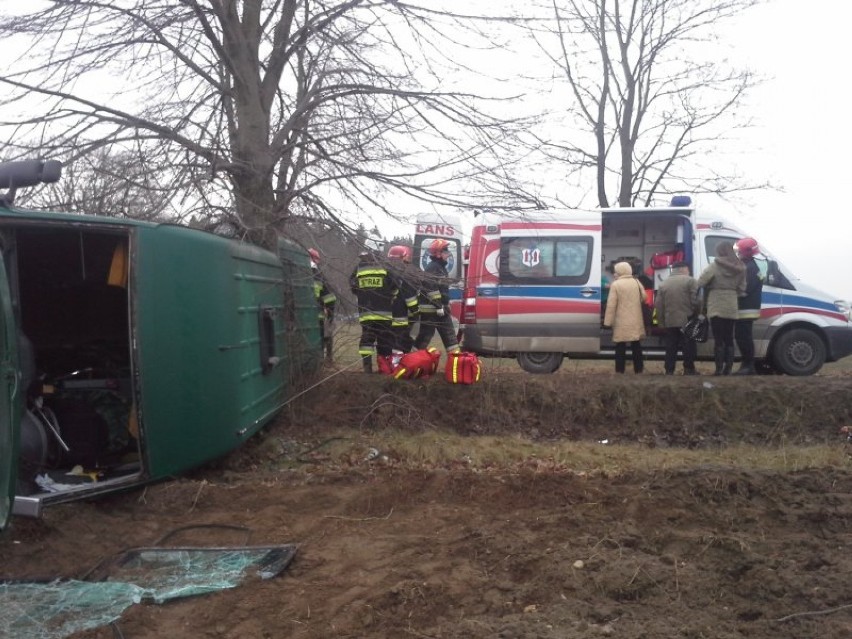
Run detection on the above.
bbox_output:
[3,363,852,638]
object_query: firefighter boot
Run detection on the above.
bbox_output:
[377,355,394,376]
[361,356,373,374]
[723,346,735,376]
[713,345,725,376]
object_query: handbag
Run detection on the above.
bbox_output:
[682,315,709,342]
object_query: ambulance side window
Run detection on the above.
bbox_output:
[764,258,794,290]
[500,236,593,285]
[704,235,736,262]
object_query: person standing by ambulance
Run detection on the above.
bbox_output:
[697,241,746,375]
[733,237,764,375]
[414,239,460,354]
[309,248,337,362]
[386,245,420,357]
[654,262,700,375]
[350,250,399,374]
[603,260,646,374]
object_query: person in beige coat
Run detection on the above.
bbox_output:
[603,261,646,373]
[696,241,746,375]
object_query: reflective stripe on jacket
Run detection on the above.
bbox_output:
[350,261,398,322]
[418,257,449,312]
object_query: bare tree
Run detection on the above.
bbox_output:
[19,146,184,222]
[0,1,538,247]
[530,0,760,207]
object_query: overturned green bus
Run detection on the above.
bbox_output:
[0,160,320,530]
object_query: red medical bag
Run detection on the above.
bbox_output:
[393,348,441,380]
[444,351,482,385]
[649,249,684,269]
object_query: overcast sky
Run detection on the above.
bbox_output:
[409,0,852,302]
[710,0,850,301]
[2,1,847,301]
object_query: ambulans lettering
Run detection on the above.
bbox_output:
[416,223,456,237]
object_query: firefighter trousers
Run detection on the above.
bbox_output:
[359,319,395,358]
[414,313,458,352]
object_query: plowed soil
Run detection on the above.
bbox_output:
[3,362,852,639]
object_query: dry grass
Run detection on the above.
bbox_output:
[280,428,852,477]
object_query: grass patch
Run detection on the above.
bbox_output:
[284,429,852,476]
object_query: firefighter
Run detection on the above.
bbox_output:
[350,250,399,374]
[414,238,460,353]
[733,237,764,375]
[309,248,337,362]
[386,245,420,360]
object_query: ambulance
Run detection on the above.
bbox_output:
[458,198,852,374]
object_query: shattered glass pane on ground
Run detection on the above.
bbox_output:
[1,544,296,639]
[2,580,143,639]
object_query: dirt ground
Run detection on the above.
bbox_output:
[4,362,852,638]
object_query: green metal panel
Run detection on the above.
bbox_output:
[134,226,290,478]
[0,251,20,530]
[277,238,322,380]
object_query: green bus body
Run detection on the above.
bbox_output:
[1,207,319,529]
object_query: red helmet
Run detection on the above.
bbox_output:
[428,238,451,258]
[734,237,759,259]
[388,245,413,263]
[308,248,320,263]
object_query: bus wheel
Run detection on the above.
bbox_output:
[517,352,563,374]
[772,328,826,376]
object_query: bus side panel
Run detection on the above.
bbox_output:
[135,226,297,479]
[0,247,20,531]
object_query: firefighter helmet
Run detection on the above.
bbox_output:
[428,238,451,258]
[734,237,759,259]
[308,248,320,268]
[388,245,413,263]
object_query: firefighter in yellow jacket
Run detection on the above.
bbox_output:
[350,250,400,374]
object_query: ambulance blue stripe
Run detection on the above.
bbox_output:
[762,291,837,312]
[493,286,600,300]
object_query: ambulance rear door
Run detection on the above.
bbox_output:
[496,215,602,373]
[413,213,464,318]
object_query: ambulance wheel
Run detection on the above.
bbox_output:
[517,352,563,374]
[772,328,826,376]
